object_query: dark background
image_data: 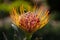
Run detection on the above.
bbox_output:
[0,0,60,40]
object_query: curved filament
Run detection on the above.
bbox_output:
[10,8,19,27]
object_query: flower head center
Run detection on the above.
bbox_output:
[19,12,40,32]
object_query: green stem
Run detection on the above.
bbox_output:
[25,33,32,40]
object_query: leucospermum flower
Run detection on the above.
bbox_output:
[10,5,49,33]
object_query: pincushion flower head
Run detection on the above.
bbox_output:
[10,5,49,33]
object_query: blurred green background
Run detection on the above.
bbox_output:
[0,0,60,40]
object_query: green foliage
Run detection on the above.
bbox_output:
[0,0,32,12]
